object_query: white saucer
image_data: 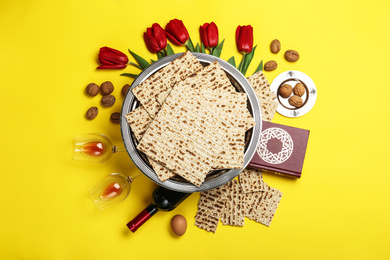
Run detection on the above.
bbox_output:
[270,70,317,118]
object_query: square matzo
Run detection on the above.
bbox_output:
[131,51,203,118]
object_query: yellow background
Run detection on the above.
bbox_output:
[1,0,389,259]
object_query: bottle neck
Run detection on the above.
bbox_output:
[126,204,158,233]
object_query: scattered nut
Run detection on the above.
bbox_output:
[264,60,278,71]
[270,39,281,54]
[285,50,300,62]
[85,83,99,97]
[122,84,130,97]
[86,107,98,120]
[100,81,114,95]
[110,112,121,124]
[278,84,293,98]
[293,83,305,97]
[288,95,303,107]
[101,95,116,107]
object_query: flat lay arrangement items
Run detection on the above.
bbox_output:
[74,18,315,234]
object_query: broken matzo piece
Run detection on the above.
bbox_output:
[220,179,245,227]
[148,158,175,182]
[125,106,177,181]
[171,87,249,169]
[194,187,226,233]
[244,190,265,220]
[260,99,279,122]
[137,119,217,186]
[124,106,153,142]
[247,71,279,122]
[131,51,203,118]
[195,90,255,132]
[155,61,237,108]
[255,187,282,227]
[239,168,267,193]
[245,185,283,227]
[247,71,276,100]
[187,61,236,93]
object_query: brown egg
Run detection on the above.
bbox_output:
[171,214,187,236]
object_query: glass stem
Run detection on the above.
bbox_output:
[112,146,126,153]
[126,172,142,184]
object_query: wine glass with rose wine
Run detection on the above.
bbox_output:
[73,133,141,210]
[73,133,125,163]
[89,172,141,210]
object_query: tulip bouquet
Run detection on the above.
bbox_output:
[96,19,262,77]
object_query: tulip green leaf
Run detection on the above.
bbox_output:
[128,49,150,70]
[212,39,224,58]
[186,38,195,52]
[201,43,206,53]
[128,61,142,70]
[157,52,163,60]
[120,73,139,78]
[166,44,174,56]
[227,56,236,68]
[195,43,200,52]
[242,45,257,75]
[254,60,263,73]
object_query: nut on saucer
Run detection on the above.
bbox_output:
[279,84,293,98]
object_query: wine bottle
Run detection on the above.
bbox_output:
[126,185,191,232]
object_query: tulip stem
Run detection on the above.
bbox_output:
[238,54,247,74]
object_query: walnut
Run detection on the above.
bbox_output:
[85,83,99,97]
[293,83,305,97]
[110,112,121,124]
[288,95,303,107]
[86,107,98,120]
[122,84,130,97]
[264,60,278,71]
[101,95,116,107]
[285,50,299,62]
[270,39,281,54]
[278,84,293,98]
[100,81,114,95]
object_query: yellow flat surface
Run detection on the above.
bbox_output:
[1,0,390,259]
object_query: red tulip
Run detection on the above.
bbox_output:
[97,47,129,69]
[165,19,190,46]
[144,23,167,53]
[235,25,253,54]
[199,22,219,48]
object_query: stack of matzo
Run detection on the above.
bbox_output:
[125,52,255,187]
[194,169,283,232]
